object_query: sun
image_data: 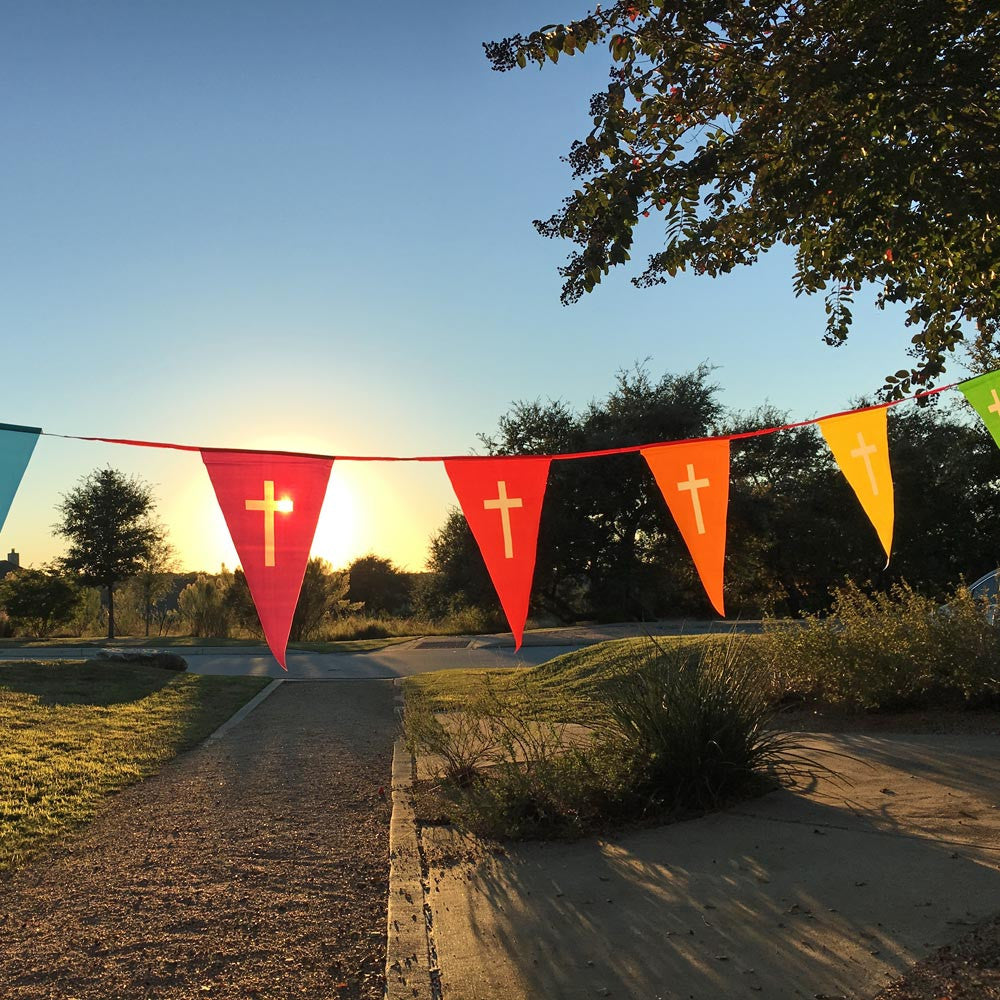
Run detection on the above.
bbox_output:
[310,467,362,569]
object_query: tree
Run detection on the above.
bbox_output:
[178,571,233,638]
[288,558,357,641]
[0,567,78,637]
[427,364,1000,620]
[55,468,163,639]
[347,554,413,616]
[486,2,1000,391]
[429,364,723,621]
[127,530,176,637]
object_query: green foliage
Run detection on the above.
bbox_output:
[0,568,78,637]
[427,364,1000,621]
[487,2,1000,389]
[428,363,723,621]
[346,553,412,615]
[55,468,164,639]
[406,636,794,839]
[756,580,1000,709]
[69,586,105,638]
[289,558,358,641]
[177,571,233,639]
[602,636,794,809]
[223,568,263,638]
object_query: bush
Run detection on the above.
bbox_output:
[177,573,232,638]
[405,637,796,839]
[602,635,792,811]
[92,650,188,671]
[757,580,1000,710]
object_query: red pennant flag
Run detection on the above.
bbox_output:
[444,457,551,650]
[202,451,334,670]
[641,439,730,616]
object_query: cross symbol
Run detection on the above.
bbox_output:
[849,432,880,496]
[245,480,294,567]
[676,463,710,534]
[483,480,523,559]
[988,389,1000,419]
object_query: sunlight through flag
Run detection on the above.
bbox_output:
[818,407,894,564]
[958,369,1000,451]
[642,439,730,616]
[444,456,551,650]
[201,450,333,669]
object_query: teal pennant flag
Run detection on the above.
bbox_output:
[0,423,40,534]
[958,370,1000,450]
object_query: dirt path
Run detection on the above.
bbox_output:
[0,679,396,1000]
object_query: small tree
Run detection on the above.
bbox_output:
[0,567,78,637]
[289,559,358,641]
[347,554,412,616]
[55,468,162,640]
[178,570,234,638]
[133,531,176,637]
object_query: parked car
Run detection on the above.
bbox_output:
[967,569,1000,624]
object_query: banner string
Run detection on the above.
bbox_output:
[39,380,961,463]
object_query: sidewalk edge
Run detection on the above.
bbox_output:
[386,681,436,1000]
[205,678,284,744]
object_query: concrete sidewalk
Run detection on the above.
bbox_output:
[414,732,1000,999]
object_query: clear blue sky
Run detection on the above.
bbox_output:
[0,1,955,572]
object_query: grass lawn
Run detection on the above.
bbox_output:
[405,635,708,721]
[0,635,410,653]
[0,660,270,873]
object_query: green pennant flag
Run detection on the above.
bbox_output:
[958,370,1000,449]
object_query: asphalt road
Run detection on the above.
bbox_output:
[0,641,583,678]
[0,620,762,678]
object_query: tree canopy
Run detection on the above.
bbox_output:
[55,468,163,639]
[427,364,1000,621]
[486,1,999,392]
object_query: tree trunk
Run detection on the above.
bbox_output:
[107,583,115,640]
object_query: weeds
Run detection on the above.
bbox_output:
[406,634,800,839]
[757,580,1000,710]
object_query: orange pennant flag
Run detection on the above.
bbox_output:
[641,439,730,616]
[818,407,894,562]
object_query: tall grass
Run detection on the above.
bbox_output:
[406,635,798,839]
[602,635,798,810]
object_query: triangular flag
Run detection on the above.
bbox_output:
[201,451,333,670]
[958,370,1000,450]
[0,423,40,536]
[641,439,730,616]
[818,407,894,562]
[444,456,551,650]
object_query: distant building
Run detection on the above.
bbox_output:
[0,550,21,580]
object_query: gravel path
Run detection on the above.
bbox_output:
[0,679,396,1000]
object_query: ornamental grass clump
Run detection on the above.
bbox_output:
[759,580,1000,710]
[602,635,798,811]
[405,637,807,839]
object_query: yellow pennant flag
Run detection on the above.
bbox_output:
[818,407,894,563]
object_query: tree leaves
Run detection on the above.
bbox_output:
[487,0,1000,393]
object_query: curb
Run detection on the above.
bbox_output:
[385,681,437,1000]
[204,679,284,744]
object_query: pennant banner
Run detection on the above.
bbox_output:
[0,423,40,537]
[642,439,730,616]
[444,456,551,650]
[957,369,1000,450]
[819,407,894,562]
[202,450,333,669]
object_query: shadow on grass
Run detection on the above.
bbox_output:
[0,660,176,707]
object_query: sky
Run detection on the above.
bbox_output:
[0,2,964,574]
